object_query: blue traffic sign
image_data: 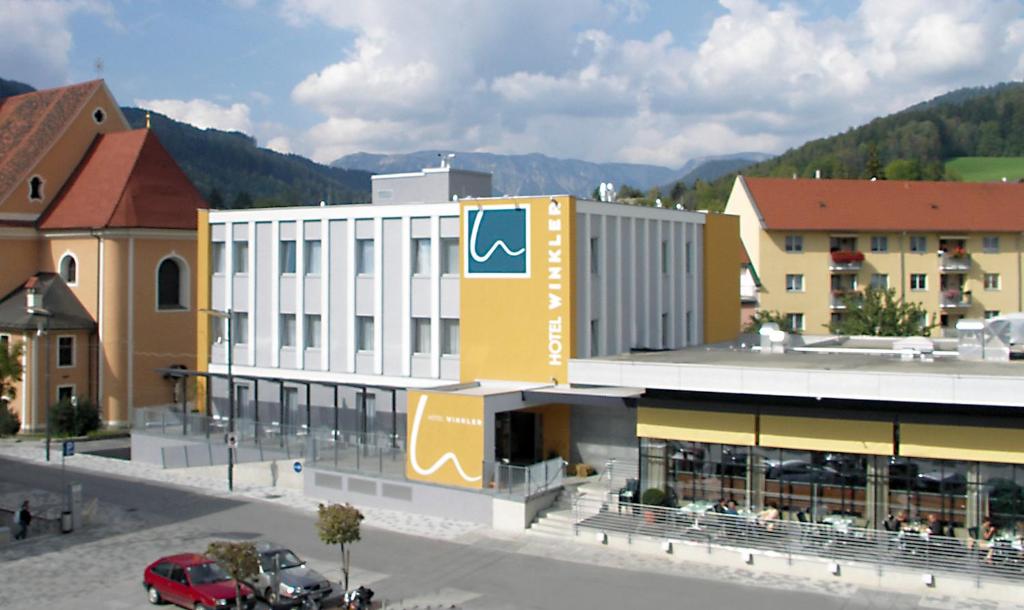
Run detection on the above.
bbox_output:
[62,440,75,457]
[293,461,303,473]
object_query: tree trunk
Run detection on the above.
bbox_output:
[341,542,349,592]
[235,582,243,610]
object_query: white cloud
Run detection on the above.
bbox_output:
[0,0,115,87]
[135,98,253,134]
[264,136,292,154]
[276,0,1024,167]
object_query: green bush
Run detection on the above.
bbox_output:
[49,397,101,437]
[641,488,666,506]
[0,404,20,436]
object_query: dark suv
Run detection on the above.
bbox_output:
[249,542,332,607]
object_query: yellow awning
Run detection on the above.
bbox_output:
[760,415,893,456]
[900,424,1024,464]
[637,407,756,446]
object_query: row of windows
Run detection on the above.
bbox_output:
[785,235,1004,253]
[55,252,187,311]
[213,238,461,277]
[785,273,1003,292]
[223,315,460,355]
[0,334,75,367]
[589,237,694,276]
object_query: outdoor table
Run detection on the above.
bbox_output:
[822,514,854,534]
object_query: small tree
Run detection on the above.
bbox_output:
[829,287,934,336]
[0,340,24,405]
[317,503,364,592]
[49,397,101,437]
[205,541,260,610]
[0,403,20,436]
[743,309,790,334]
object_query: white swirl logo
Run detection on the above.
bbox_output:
[469,208,525,262]
[464,205,530,277]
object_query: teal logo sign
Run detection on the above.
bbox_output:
[465,205,530,277]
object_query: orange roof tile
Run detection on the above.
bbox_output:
[0,80,103,202]
[743,176,1024,232]
[38,129,207,230]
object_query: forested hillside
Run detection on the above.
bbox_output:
[697,81,1024,211]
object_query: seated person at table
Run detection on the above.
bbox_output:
[757,502,780,531]
[968,517,997,551]
[883,513,900,532]
[713,498,728,514]
[926,513,944,536]
[724,500,739,515]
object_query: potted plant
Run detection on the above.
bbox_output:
[951,246,968,259]
[942,288,960,300]
[641,488,667,524]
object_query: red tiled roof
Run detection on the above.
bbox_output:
[0,80,103,202]
[38,129,207,230]
[742,176,1024,232]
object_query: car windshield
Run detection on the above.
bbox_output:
[187,562,231,585]
[260,550,304,571]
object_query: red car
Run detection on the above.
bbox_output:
[143,553,255,609]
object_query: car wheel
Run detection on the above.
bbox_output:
[146,585,162,605]
[264,587,278,604]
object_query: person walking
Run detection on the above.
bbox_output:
[13,500,31,540]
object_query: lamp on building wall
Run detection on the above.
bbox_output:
[26,289,53,461]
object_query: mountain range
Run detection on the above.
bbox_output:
[333,150,771,197]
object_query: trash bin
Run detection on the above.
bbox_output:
[60,510,73,534]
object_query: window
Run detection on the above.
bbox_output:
[661,240,669,274]
[92,107,106,124]
[661,313,669,347]
[785,313,804,332]
[785,274,804,292]
[870,236,888,252]
[910,273,927,291]
[685,241,693,273]
[985,310,1000,319]
[279,314,296,348]
[231,312,248,345]
[279,241,296,274]
[157,257,186,310]
[28,176,43,201]
[305,314,321,348]
[356,239,374,275]
[57,385,74,403]
[0,334,9,350]
[983,236,1000,253]
[909,235,927,253]
[441,319,460,355]
[784,235,803,252]
[305,240,321,275]
[412,318,430,354]
[412,238,431,276]
[57,336,74,368]
[233,241,249,274]
[590,319,599,357]
[441,238,459,275]
[870,273,889,290]
[590,237,600,275]
[984,273,1001,290]
[356,316,374,351]
[211,242,225,274]
[283,387,298,424]
[59,253,77,285]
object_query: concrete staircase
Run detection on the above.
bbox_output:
[527,487,578,539]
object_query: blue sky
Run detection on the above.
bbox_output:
[2,1,1023,167]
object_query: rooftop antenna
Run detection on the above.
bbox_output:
[438,152,455,169]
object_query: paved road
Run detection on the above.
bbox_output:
[0,455,918,610]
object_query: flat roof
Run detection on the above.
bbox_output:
[569,344,1024,408]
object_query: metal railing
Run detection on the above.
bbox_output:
[572,496,1024,582]
[485,457,566,499]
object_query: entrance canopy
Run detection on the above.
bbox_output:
[521,384,643,409]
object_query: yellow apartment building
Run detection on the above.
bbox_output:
[0,80,207,431]
[725,176,1024,335]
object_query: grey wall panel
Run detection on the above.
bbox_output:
[410,355,431,378]
[440,277,459,319]
[279,221,296,241]
[304,348,322,371]
[232,276,248,310]
[355,219,373,239]
[439,357,459,381]
[255,222,273,367]
[304,220,321,240]
[211,224,226,241]
[232,224,248,240]
[279,277,296,314]
[382,218,402,375]
[279,348,298,370]
[304,278,321,314]
[212,275,226,311]
[328,220,348,372]
[410,278,431,317]
[355,277,373,315]
[411,217,431,238]
[355,352,374,374]
[570,404,637,466]
[440,216,459,237]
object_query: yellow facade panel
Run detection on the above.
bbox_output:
[901,424,1024,465]
[702,213,741,343]
[760,415,893,455]
[406,390,486,489]
[636,407,756,446]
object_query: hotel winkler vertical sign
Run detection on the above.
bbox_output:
[546,198,566,371]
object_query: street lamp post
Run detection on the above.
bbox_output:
[202,308,233,491]
[28,304,53,462]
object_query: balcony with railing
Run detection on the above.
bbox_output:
[829,289,863,309]
[829,250,864,272]
[940,289,972,309]
[938,249,971,272]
